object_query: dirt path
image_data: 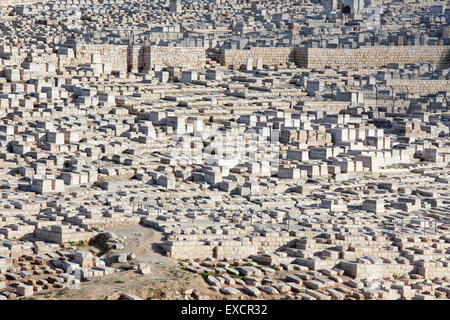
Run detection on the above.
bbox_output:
[31,224,311,300]
[34,224,226,300]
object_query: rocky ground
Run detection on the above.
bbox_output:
[30,224,224,300]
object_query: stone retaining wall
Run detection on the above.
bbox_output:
[295,257,340,270]
[73,44,128,73]
[416,266,450,279]
[340,261,416,279]
[217,46,449,70]
[148,46,206,70]
[161,236,295,260]
[385,80,450,95]
[128,45,149,72]
[35,227,95,245]
[219,47,296,68]
[302,46,450,69]
[8,44,447,75]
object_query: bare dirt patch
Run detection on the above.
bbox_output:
[38,224,227,300]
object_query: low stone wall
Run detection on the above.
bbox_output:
[0,0,46,5]
[161,235,295,260]
[340,261,416,279]
[385,80,450,95]
[148,46,206,70]
[160,241,214,260]
[73,45,205,72]
[35,227,95,245]
[215,244,258,260]
[73,44,129,73]
[7,44,448,75]
[217,46,449,69]
[162,241,259,260]
[295,257,340,270]
[295,47,308,67]
[301,46,450,69]
[219,47,296,68]
[415,261,450,279]
[298,101,350,113]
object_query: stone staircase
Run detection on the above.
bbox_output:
[205,57,227,70]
